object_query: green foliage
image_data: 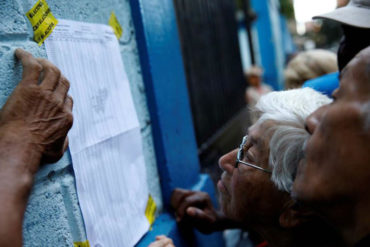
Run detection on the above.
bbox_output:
[279,0,295,19]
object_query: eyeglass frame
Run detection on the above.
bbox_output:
[235,135,272,174]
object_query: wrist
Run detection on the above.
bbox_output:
[0,121,43,174]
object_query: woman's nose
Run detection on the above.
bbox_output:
[219,149,238,174]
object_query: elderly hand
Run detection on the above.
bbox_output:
[148,236,175,247]
[0,49,73,165]
[0,49,73,247]
[171,188,236,234]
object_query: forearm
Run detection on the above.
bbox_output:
[0,122,42,246]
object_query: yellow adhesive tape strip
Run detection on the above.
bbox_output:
[145,194,157,226]
[108,12,123,39]
[26,0,58,46]
[74,240,90,247]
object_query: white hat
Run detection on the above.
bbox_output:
[313,0,370,29]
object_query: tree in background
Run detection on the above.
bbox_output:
[279,0,295,19]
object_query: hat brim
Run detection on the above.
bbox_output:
[313,6,370,29]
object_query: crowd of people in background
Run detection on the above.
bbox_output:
[0,0,369,247]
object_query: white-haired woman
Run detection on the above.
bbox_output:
[164,88,345,247]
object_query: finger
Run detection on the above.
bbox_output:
[148,238,172,247]
[157,238,173,245]
[175,193,197,221]
[36,58,61,91]
[148,242,158,247]
[54,75,70,101]
[163,238,174,245]
[186,207,215,223]
[156,235,167,240]
[62,137,69,153]
[15,48,43,84]
[176,193,209,221]
[65,95,73,112]
[64,99,74,132]
[171,188,193,210]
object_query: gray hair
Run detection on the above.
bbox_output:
[253,88,332,192]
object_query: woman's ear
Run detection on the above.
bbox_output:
[279,201,316,228]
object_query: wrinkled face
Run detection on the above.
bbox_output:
[293,47,370,209]
[218,121,288,225]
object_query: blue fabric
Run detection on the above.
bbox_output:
[302,72,339,97]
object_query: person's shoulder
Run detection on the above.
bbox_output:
[302,72,339,97]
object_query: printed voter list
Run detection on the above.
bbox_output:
[45,19,150,247]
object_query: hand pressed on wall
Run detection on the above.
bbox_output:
[0,49,74,247]
[0,49,73,165]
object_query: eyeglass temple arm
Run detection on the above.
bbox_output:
[238,160,272,173]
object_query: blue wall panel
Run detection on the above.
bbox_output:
[129,0,224,246]
[129,0,201,204]
[251,0,282,90]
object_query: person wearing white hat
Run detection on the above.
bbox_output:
[314,0,370,29]
[302,0,370,98]
[245,66,273,124]
[314,0,370,71]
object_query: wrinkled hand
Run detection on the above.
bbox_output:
[0,49,73,164]
[171,188,232,234]
[148,236,175,247]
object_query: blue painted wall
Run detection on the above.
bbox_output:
[0,0,223,246]
[250,0,286,90]
[129,0,223,246]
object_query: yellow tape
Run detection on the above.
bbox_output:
[26,0,58,46]
[74,240,90,247]
[145,194,157,227]
[108,12,123,39]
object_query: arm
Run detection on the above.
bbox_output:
[0,49,73,247]
[0,123,43,247]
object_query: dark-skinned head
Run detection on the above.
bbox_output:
[338,25,370,71]
[293,46,370,208]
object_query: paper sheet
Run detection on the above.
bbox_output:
[45,19,149,247]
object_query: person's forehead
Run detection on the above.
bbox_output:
[248,121,275,143]
[338,51,370,99]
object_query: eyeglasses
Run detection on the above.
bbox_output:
[235,135,272,173]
